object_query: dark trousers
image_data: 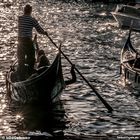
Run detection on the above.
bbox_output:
[17,38,35,80]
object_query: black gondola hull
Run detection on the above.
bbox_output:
[120,32,140,84]
[6,53,65,105]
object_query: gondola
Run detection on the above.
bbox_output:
[120,31,140,84]
[6,50,65,105]
[111,5,140,31]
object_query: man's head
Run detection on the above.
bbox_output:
[24,4,32,15]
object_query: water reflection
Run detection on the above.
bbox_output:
[10,99,66,139]
[0,93,13,136]
[0,0,140,139]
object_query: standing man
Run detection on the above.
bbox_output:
[17,4,47,80]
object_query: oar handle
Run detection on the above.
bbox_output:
[45,33,113,112]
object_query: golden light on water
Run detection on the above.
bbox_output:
[0,96,7,113]
[0,72,3,76]
[1,99,5,103]
[0,130,2,136]
[2,125,10,130]
[0,72,5,81]
[0,0,140,137]
[16,113,24,121]
[2,104,6,109]
[0,88,5,93]
[99,12,106,16]
[0,118,11,134]
[16,114,22,120]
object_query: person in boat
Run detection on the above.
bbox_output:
[28,63,76,85]
[17,4,48,80]
[37,49,50,68]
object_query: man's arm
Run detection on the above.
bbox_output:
[33,18,46,35]
[65,65,76,85]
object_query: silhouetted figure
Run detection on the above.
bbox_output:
[17,4,48,80]
[37,50,50,68]
[65,65,76,85]
[36,51,76,85]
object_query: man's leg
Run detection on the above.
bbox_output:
[26,41,36,74]
[17,44,26,81]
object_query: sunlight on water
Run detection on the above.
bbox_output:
[0,93,13,135]
[16,114,22,120]
[0,0,140,138]
[16,114,24,121]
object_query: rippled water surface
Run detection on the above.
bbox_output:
[0,0,140,139]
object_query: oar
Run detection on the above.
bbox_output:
[45,33,113,112]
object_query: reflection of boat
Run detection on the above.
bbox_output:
[111,5,140,31]
[6,52,65,104]
[17,97,66,134]
[120,31,140,84]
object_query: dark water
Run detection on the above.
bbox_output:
[0,0,140,139]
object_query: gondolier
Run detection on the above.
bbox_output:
[17,4,47,80]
